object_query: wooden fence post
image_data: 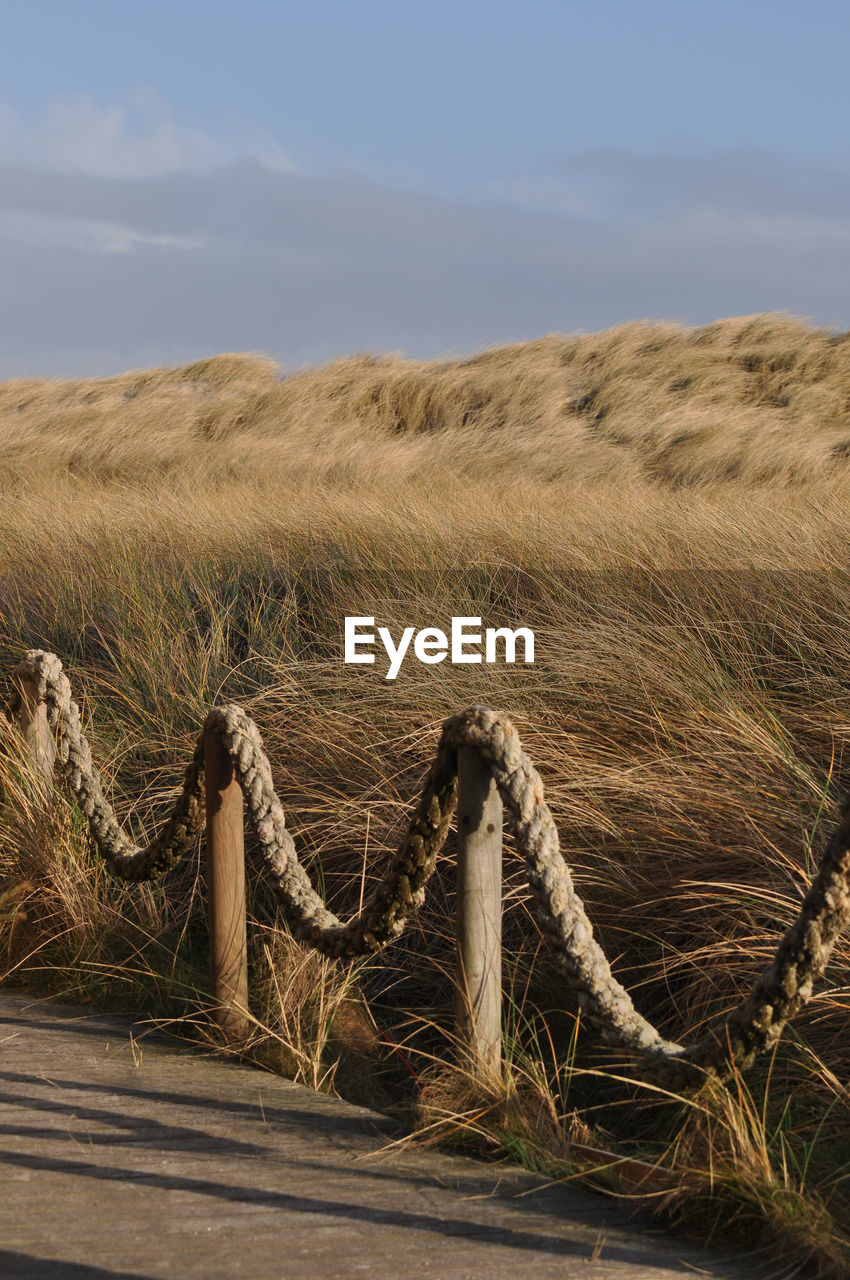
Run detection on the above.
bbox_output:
[12,667,55,791]
[204,728,250,1040]
[455,745,503,1077]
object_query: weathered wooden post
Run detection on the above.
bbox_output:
[204,728,250,1040]
[12,665,56,791]
[455,746,503,1077]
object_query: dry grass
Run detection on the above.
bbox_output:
[2,311,850,492]
[2,312,850,1273]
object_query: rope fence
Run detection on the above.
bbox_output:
[5,648,850,1091]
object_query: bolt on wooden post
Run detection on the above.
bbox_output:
[12,666,56,792]
[455,746,503,1077]
[204,728,250,1040]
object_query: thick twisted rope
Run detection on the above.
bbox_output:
[8,649,850,1088]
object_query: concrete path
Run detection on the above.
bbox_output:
[0,989,755,1279]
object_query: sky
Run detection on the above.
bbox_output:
[2,0,849,377]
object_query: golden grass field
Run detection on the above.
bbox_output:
[2,312,850,1273]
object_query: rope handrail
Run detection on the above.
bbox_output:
[6,648,850,1089]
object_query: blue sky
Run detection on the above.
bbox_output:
[2,1,849,376]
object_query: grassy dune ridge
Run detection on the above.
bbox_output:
[3,310,850,490]
[2,313,850,1273]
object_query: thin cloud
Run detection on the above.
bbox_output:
[1,147,849,378]
[0,207,207,254]
[0,92,293,178]
[492,147,850,224]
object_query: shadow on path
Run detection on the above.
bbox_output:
[0,1147,693,1272]
[0,1250,158,1280]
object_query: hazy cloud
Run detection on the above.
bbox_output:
[1,146,849,378]
[0,93,292,178]
[493,148,850,224]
